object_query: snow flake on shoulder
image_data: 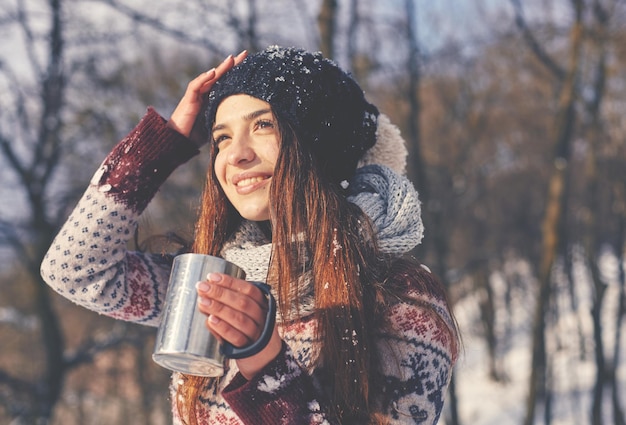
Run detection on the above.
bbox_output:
[257,355,302,394]
[307,400,331,425]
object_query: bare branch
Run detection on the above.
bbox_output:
[293,0,320,49]
[0,60,35,137]
[16,0,43,77]
[0,370,36,396]
[510,0,566,80]
[90,0,223,54]
[0,135,28,184]
[318,0,338,58]
[0,219,34,269]
[63,323,138,369]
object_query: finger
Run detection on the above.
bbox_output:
[183,50,242,96]
[197,294,264,346]
[196,279,267,327]
[213,54,235,80]
[194,54,236,94]
[234,49,248,65]
[183,68,216,97]
[196,51,246,94]
[207,273,267,308]
[197,282,267,324]
[206,307,261,347]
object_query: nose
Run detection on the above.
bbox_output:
[227,133,255,165]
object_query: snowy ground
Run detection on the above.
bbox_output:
[444,256,625,425]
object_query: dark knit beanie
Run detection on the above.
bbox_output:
[206,45,379,184]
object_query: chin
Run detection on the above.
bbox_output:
[238,210,271,222]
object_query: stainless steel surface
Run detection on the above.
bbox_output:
[152,254,246,376]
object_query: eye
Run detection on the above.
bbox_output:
[212,133,230,148]
[255,119,275,131]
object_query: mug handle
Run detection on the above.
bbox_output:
[220,281,277,359]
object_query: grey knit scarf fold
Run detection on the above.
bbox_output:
[346,164,423,253]
[220,164,423,319]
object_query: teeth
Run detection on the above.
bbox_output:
[236,176,267,186]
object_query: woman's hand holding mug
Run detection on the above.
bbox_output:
[196,272,282,380]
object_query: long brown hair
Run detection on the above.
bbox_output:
[176,111,456,423]
[270,119,386,421]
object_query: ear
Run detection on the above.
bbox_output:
[357,114,408,175]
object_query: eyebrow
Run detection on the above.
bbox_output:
[212,108,273,133]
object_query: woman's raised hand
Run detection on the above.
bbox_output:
[168,50,248,146]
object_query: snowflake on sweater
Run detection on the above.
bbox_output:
[196,410,243,425]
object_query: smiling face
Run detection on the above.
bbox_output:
[212,94,281,222]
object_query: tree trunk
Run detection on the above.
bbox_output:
[590,263,607,425]
[524,3,584,424]
[403,1,461,422]
[477,264,500,381]
[34,281,66,417]
[33,0,68,418]
[611,185,626,425]
[317,0,337,59]
[0,0,68,420]
[564,249,588,361]
[244,0,259,53]
[583,7,610,421]
[403,0,426,199]
[586,47,608,425]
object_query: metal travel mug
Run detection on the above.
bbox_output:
[152,253,276,377]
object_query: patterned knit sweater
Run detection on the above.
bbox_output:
[41,108,458,424]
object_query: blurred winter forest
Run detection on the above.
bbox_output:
[0,0,625,424]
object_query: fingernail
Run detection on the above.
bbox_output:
[198,297,212,306]
[196,281,211,292]
[205,68,215,76]
[207,273,222,282]
[208,315,220,324]
[237,49,247,56]
[223,54,233,62]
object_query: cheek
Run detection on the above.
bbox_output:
[265,142,280,165]
[212,155,228,188]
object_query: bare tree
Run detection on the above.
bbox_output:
[3,1,625,423]
[612,204,626,425]
[0,0,319,421]
[0,0,68,417]
[0,0,216,421]
[582,3,609,423]
[318,0,338,58]
[510,1,584,423]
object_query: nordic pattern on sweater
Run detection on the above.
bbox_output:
[41,108,457,424]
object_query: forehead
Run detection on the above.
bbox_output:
[214,94,272,123]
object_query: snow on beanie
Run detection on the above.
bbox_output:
[206,45,379,184]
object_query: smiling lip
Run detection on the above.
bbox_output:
[232,173,272,194]
[237,176,267,186]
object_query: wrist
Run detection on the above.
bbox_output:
[236,328,283,380]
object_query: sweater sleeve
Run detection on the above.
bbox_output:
[222,342,337,424]
[374,267,459,424]
[40,108,200,326]
[222,267,458,425]
[372,311,457,424]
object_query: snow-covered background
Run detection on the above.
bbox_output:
[446,252,625,424]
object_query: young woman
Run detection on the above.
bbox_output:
[41,46,459,424]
